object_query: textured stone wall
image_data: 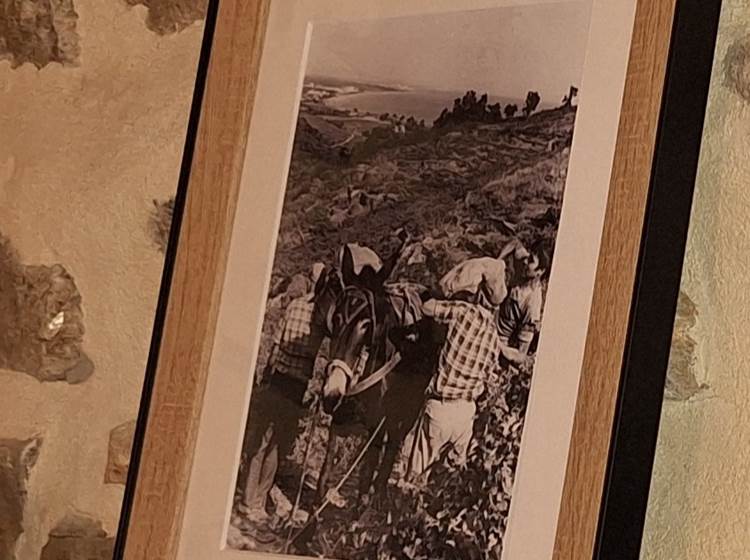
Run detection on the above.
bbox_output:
[664,290,705,401]
[0,0,81,68]
[0,438,41,559]
[149,197,175,253]
[642,2,750,558]
[125,0,207,35]
[39,513,114,560]
[0,0,204,557]
[0,236,93,384]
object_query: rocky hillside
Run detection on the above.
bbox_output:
[251,103,576,379]
[231,97,578,558]
[273,105,574,293]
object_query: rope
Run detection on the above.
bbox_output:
[286,416,387,548]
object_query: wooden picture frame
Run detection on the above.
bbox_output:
[594,2,722,558]
[112,1,721,559]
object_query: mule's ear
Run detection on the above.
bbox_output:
[314,265,342,299]
[340,245,357,286]
[376,248,400,286]
[313,267,329,299]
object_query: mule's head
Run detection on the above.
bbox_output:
[322,245,395,414]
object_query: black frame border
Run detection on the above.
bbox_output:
[595,1,723,558]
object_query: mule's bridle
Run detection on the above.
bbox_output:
[326,279,418,397]
[325,284,383,394]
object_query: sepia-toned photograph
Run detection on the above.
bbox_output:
[227,3,591,558]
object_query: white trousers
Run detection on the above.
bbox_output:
[409,398,476,477]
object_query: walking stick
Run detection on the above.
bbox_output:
[286,416,387,550]
[282,399,322,553]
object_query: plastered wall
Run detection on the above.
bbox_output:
[0,1,204,557]
[642,2,750,558]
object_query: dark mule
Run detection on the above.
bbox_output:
[315,246,439,510]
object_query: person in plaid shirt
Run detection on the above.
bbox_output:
[241,265,337,525]
[408,299,502,476]
[428,301,502,400]
[409,239,552,476]
[268,296,325,384]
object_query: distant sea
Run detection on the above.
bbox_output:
[325,90,524,124]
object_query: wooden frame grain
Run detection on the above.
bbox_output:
[118,0,271,558]
[594,2,721,556]
[117,1,676,559]
[553,1,676,559]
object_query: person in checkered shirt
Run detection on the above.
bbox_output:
[409,239,552,477]
[241,264,338,524]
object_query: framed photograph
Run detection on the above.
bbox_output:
[113,1,721,560]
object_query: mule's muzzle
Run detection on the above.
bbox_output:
[322,360,353,414]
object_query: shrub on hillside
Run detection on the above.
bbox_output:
[522,91,541,118]
[434,90,524,128]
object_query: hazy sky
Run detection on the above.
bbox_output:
[306,2,591,102]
